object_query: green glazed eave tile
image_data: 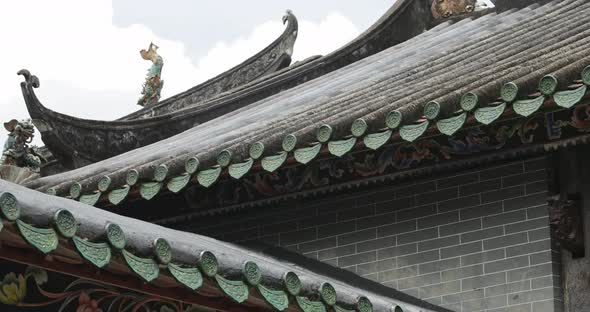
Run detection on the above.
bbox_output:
[97,176,111,193]
[294,144,322,164]
[554,85,587,108]
[243,260,262,286]
[228,159,254,179]
[185,157,200,174]
[69,182,82,199]
[214,274,249,303]
[261,152,288,173]
[168,263,203,290]
[399,121,429,142]
[140,182,162,200]
[475,103,506,125]
[363,130,392,150]
[79,192,101,206]
[16,220,58,254]
[513,96,545,117]
[106,223,126,250]
[122,249,159,283]
[1,192,20,221]
[328,137,357,157]
[436,113,467,136]
[167,174,191,193]
[55,212,75,238]
[334,305,355,312]
[357,297,373,312]
[72,236,111,268]
[296,296,326,312]
[197,167,222,188]
[257,284,289,311]
[108,186,130,206]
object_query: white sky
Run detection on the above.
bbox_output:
[0,1,388,147]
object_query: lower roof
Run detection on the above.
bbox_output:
[0,179,448,312]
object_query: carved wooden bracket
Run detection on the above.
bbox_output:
[548,195,585,258]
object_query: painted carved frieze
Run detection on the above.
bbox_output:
[175,104,590,217]
[0,261,199,312]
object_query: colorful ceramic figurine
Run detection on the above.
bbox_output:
[1,119,41,172]
[138,42,164,107]
[431,0,494,19]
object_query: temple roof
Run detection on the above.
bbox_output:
[22,0,590,207]
[0,179,449,312]
[24,0,445,170]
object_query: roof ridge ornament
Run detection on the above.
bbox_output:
[431,0,494,19]
[17,69,40,88]
[1,116,42,174]
[137,42,164,107]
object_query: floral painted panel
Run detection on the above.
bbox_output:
[0,260,206,312]
[173,105,590,215]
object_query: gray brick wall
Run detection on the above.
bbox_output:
[188,157,562,312]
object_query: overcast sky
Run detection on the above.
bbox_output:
[1,0,392,147]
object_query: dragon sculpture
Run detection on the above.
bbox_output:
[138,42,164,107]
[1,119,42,172]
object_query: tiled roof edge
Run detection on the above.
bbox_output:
[37,65,590,208]
[0,182,449,312]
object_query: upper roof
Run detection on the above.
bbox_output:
[20,11,297,170]
[23,0,448,170]
[22,0,590,207]
[0,179,449,312]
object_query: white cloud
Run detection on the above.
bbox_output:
[294,13,360,61]
[0,1,359,148]
[0,1,200,121]
[197,12,360,79]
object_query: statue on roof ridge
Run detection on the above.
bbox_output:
[1,119,42,172]
[137,42,164,107]
[431,0,494,19]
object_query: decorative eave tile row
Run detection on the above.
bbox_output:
[53,66,590,208]
[0,189,435,312]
